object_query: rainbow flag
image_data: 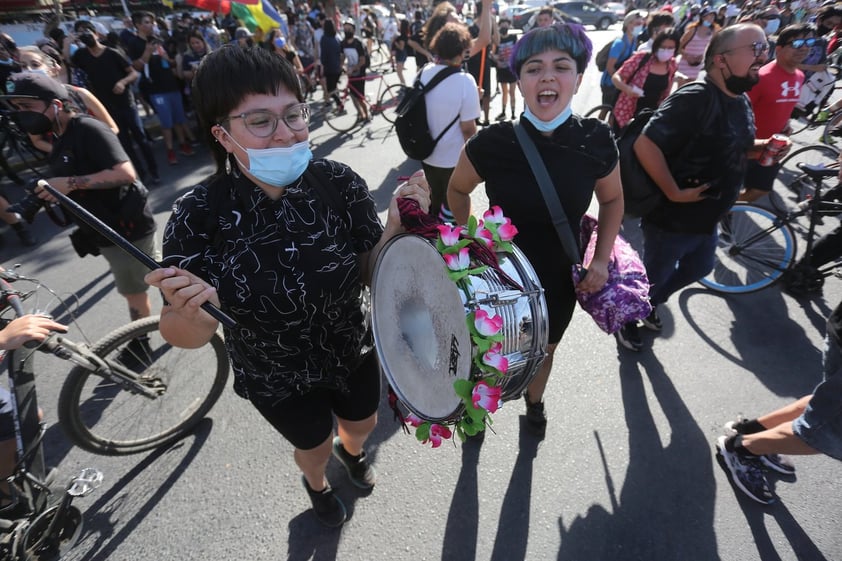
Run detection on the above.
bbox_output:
[231,0,284,32]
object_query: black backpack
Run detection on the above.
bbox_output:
[394,65,462,161]
[617,82,721,217]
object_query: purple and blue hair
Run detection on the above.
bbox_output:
[509,23,593,76]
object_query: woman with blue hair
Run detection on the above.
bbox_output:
[448,24,624,436]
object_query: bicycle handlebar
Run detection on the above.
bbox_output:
[37,180,237,329]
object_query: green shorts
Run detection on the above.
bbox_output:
[99,233,159,295]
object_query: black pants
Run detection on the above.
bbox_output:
[110,104,159,179]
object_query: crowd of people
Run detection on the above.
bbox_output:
[0,0,839,529]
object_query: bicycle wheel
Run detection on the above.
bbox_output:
[771,143,839,213]
[822,109,842,145]
[376,84,404,123]
[583,104,615,127]
[369,43,389,69]
[699,204,797,294]
[57,316,229,455]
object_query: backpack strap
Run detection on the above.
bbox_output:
[422,65,462,142]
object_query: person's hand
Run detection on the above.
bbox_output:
[767,135,792,162]
[576,258,609,294]
[112,81,126,95]
[668,183,710,203]
[34,177,73,202]
[0,315,67,350]
[145,267,220,322]
[386,170,430,230]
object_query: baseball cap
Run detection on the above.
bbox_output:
[235,27,253,40]
[699,6,713,16]
[1,72,68,103]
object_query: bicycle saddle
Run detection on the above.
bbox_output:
[797,162,839,179]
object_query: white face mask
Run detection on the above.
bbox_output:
[656,48,674,62]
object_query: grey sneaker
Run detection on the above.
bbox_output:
[716,436,776,505]
[302,476,346,527]
[332,437,376,489]
[723,421,796,475]
[615,322,643,351]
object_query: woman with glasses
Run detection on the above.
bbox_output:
[144,45,430,528]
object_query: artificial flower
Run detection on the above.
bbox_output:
[483,206,506,225]
[405,413,424,428]
[443,247,470,272]
[437,224,464,247]
[473,309,503,337]
[426,424,453,448]
[482,342,509,373]
[475,226,494,246]
[472,380,502,413]
[497,218,518,242]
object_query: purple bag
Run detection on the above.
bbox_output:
[571,215,652,334]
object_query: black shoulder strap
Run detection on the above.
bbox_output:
[422,65,461,93]
[513,120,581,266]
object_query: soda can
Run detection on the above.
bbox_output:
[759,134,789,167]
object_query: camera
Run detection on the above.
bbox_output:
[8,182,46,224]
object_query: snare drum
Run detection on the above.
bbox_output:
[371,234,548,423]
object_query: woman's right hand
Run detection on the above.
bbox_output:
[668,183,710,203]
[144,267,220,321]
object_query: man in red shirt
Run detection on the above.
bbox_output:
[741,24,811,202]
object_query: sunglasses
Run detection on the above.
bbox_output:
[786,38,816,48]
[723,41,769,58]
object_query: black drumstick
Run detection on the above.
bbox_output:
[37,180,237,328]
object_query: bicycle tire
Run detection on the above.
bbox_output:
[771,143,839,214]
[822,109,842,145]
[583,104,615,127]
[699,204,797,294]
[57,316,229,456]
[377,84,404,123]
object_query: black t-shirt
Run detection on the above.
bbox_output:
[49,116,155,244]
[320,34,342,75]
[642,80,755,234]
[638,71,669,113]
[181,50,206,73]
[70,47,133,110]
[126,35,180,95]
[342,37,367,76]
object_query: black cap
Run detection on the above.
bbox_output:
[1,72,68,102]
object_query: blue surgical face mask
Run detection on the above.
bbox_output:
[631,25,644,36]
[702,19,712,27]
[523,103,572,133]
[764,18,780,36]
[226,132,312,188]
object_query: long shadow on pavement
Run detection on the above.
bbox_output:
[557,352,719,560]
[63,418,214,561]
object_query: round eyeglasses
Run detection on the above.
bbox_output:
[723,41,769,58]
[221,103,311,137]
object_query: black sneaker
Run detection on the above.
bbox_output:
[302,476,346,527]
[523,393,547,435]
[641,307,662,331]
[723,421,796,475]
[15,227,37,247]
[615,322,643,351]
[716,436,776,504]
[332,437,376,489]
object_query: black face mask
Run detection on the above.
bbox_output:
[723,59,760,94]
[78,32,97,48]
[500,26,509,35]
[13,109,53,135]
[344,31,355,40]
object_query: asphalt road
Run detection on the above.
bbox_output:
[0,27,840,561]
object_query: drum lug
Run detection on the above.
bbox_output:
[471,290,524,306]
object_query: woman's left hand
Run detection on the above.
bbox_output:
[576,258,609,294]
[385,170,431,230]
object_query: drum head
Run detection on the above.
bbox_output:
[371,235,471,422]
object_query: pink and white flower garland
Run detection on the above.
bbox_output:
[407,207,519,445]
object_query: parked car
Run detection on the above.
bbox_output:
[603,2,627,18]
[513,5,581,30]
[552,1,618,29]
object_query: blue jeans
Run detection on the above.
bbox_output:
[642,222,717,306]
[793,333,842,461]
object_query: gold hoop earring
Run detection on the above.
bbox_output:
[225,153,232,175]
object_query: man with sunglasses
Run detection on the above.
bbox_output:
[741,24,811,203]
[623,24,769,347]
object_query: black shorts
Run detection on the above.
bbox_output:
[249,352,381,450]
[0,388,15,441]
[601,84,620,107]
[497,66,517,84]
[743,159,781,193]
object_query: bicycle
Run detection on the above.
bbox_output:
[700,162,842,294]
[769,142,839,214]
[0,270,103,560]
[789,58,842,137]
[311,72,404,134]
[583,104,616,129]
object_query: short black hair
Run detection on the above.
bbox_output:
[651,27,679,53]
[647,11,676,36]
[131,11,155,26]
[777,23,813,47]
[192,44,304,174]
[74,20,96,33]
